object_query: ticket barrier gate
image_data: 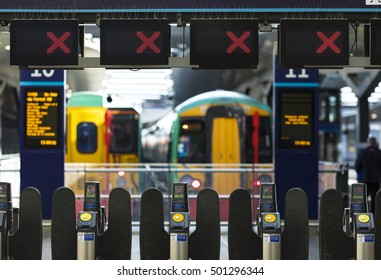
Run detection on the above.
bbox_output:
[169,183,190,260]
[0,182,42,260]
[140,184,220,260]
[51,182,131,260]
[257,183,281,260]
[229,185,309,260]
[320,183,375,259]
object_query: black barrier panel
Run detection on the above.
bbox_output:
[51,187,76,260]
[189,188,220,260]
[97,188,131,260]
[9,187,42,260]
[140,188,169,260]
[228,188,262,260]
[375,189,381,260]
[282,188,309,260]
[319,189,353,259]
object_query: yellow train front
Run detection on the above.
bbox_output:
[65,92,141,212]
[142,90,273,220]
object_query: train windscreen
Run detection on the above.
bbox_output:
[177,120,206,163]
[76,122,97,154]
[109,113,139,154]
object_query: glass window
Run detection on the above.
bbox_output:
[77,122,97,153]
[178,120,206,163]
[109,114,139,154]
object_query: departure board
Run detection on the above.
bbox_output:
[278,90,314,149]
[23,87,62,149]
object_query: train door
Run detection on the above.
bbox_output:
[206,106,245,194]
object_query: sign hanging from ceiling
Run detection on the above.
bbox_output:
[100,19,170,65]
[10,20,78,66]
[0,0,375,10]
[371,19,381,65]
[279,19,349,68]
[190,19,259,68]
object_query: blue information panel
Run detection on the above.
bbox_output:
[273,57,319,219]
[20,69,65,219]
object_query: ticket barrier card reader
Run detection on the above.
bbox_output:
[0,183,12,260]
[83,181,105,233]
[77,181,103,260]
[170,183,190,260]
[258,183,281,260]
[344,183,375,260]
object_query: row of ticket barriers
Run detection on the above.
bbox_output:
[0,181,379,260]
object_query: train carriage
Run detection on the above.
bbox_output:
[142,90,273,219]
[65,91,141,197]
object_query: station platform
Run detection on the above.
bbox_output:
[41,222,319,260]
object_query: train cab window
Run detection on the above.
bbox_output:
[109,114,139,154]
[178,120,206,163]
[77,122,97,153]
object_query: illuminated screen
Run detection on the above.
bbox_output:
[279,19,349,67]
[278,90,314,149]
[352,184,365,200]
[23,87,62,149]
[100,19,170,65]
[190,19,258,68]
[0,185,7,200]
[174,185,185,200]
[10,19,78,65]
[86,184,96,198]
[261,185,274,201]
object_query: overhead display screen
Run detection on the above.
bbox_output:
[10,20,78,66]
[371,19,381,65]
[279,19,349,67]
[23,87,62,149]
[100,19,170,65]
[278,90,314,149]
[190,19,258,68]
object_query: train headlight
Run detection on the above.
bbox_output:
[191,179,201,189]
[118,170,125,177]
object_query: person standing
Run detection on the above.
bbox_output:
[355,136,381,213]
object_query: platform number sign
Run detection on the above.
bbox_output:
[190,19,259,68]
[279,19,349,68]
[10,20,78,66]
[100,19,170,65]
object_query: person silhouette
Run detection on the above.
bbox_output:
[355,136,381,213]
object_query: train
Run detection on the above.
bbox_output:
[65,91,142,196]
[141,90,273,219]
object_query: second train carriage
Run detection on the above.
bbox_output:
[142,90,273,219]
[65,91,142,198]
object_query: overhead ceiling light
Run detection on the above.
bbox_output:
[4,45,10,51]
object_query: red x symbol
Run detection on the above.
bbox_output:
[136,31,161,54]
[316,31,341,54]
[46,32,71,54]
[226,31,251,54]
